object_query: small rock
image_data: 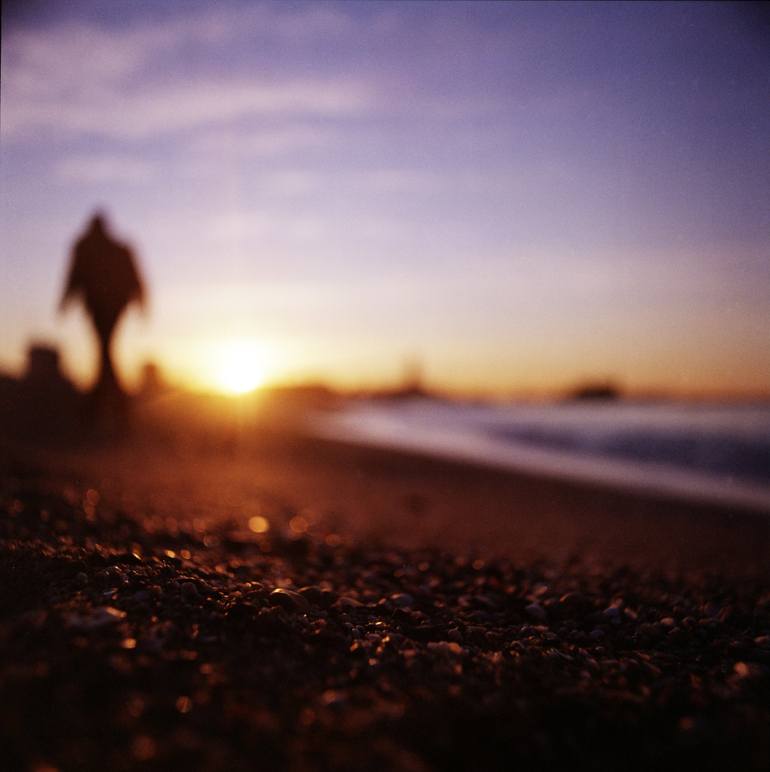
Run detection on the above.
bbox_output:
[637,622,660,640]
[320,689,347,708]
[101,566,128,587]
[115,551,143,565]
[466,610,493,624]
[559,591,587,608]
[473,594,500,611]
[525,603,547,622]
[66,606,126,630]
[269,588,310,612]
[427,641,464,656]
[226,601,254,624]
[391,593,415,608]
[298,586,324,604]
[667,626,685,643]
[334,596,364,609]
[320,589,339,606]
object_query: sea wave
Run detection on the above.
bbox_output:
[313,399,770,513]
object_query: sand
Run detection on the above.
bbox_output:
[31,429,770,573]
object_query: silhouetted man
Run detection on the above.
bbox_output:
[60,212,146,426]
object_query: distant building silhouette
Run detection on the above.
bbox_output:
[138,361,166,399]
[60,212,146,428]
[25,345,64,384]
[402,356,424,395]
[566,380,622,402]
[0,343,80,440]
[376,356,433,401]
[21,343,80,404]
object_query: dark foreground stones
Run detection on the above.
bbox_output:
[1,463,769,771]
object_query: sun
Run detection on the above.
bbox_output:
[213,339,270,395]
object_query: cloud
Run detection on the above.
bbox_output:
[3,76,370,141]
[1,6,370,142]
[188,125,334,157]
[207,209,329,245]
[54,155,154,184]
[3,5,355,92]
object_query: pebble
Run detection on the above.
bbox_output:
[269,588,310,612]
[101,566,128,587]
[66,606,127,630]
[473,594,500,611]
[525,603,547,622]
[334,596,364,609]
[559,591,587,610]
[298,585,324,604]
[427,641,464,656]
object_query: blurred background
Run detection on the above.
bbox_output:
[1,1,769,507]
[2,0,768,398]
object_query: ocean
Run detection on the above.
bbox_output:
[313,398,770,512]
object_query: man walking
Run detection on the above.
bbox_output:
[60,212,146,427]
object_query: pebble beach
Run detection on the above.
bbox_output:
[1,436,769,771]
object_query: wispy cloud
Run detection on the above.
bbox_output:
[3,77,370,141]
[54,155,154,184]
[1,6,370,142]
[187,125,334,157]
[3,5,355,92]
[207,209,330,246]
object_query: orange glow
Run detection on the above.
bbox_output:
[248,516,270,534]
[211,339,271,395]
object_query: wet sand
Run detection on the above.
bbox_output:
[29,430,770,574]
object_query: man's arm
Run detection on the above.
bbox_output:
[124,246,147,311]
[59,248,83,313]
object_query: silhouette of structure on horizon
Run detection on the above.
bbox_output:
[0,343,81,440]
[60,212,146,428]
[138,361,164,399]
[566,380,622,402]
[376,356,434,401]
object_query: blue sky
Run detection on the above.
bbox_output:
[2,1,769,395]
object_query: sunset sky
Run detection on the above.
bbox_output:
[2,1,768,397]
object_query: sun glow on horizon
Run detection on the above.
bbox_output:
[211,339,272,395]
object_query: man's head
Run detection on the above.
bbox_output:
[89,211,108,235]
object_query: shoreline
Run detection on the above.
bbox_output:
[301,433,770,572]
[311,405,770,515]
[6,427,769,575]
